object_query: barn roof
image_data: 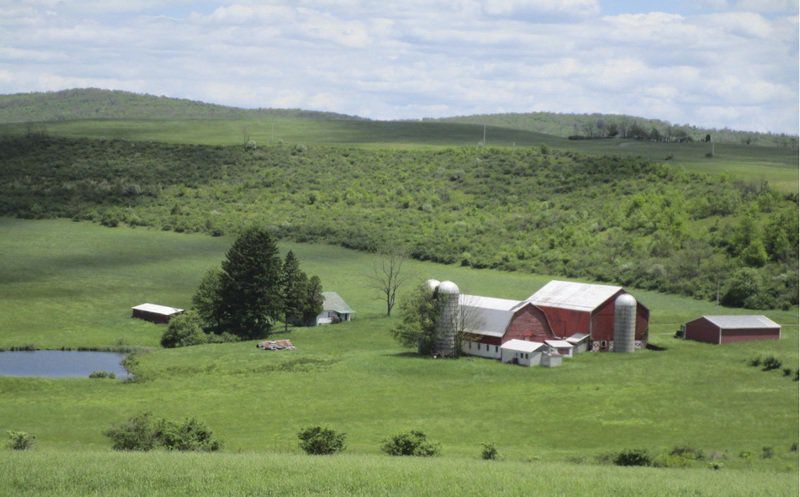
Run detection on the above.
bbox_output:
[459,294,521,337]
[528,280,623,312]
[131,303,183,316]
[501,339,545,353]
[322,292,354,314]
[703,315,780,329]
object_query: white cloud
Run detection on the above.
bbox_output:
[0,1,796,133]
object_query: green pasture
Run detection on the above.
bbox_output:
[1,451,797,497]
[0,219,797,474]
[1,117,796,191]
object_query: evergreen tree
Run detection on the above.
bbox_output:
[302,275,324,326]
[192,268,223,331]
[280,251,308,331]
[217,227,283,339]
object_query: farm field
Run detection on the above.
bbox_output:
[1,116,796,192]
[0,218,797,490]
[1,451,796,497]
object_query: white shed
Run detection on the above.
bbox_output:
[545,339,574,358]
[540,351,562,368]
[500,339,545,367]
[566,333,589,354]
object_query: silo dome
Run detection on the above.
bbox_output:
[613,293,637,353]
[437,280,460,294]
[425,279,441,293]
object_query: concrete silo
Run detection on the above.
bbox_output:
[434,280,460,357]
[613,293,637,353]
[425,279,441,294]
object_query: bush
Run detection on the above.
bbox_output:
[104,412,158,451]
[782,368,792,377]
[7,431,35,450]
[761,356,781,371]
[161,311,208,348]
[155,418,221,452]
[480,442,498,460]
[89,370,116,379]
[297,426,346,455]
[761,446,774,459]
[382,431,440,457]
[748,357,761,367]
[612,449,652,467]
[105,413,222,452]
[789,442,797,452]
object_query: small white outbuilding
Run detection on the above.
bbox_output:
[566,333,590,354]
[545,339,574,358]
[500,339,546,367]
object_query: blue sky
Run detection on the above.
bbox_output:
[0,0,797,133]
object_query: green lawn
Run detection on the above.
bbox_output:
[2,117,796,191]
[1,451,796,497]
[0,218,797,477]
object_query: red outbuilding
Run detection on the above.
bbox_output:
[684,315,780,345]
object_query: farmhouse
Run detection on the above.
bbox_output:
[458,280,649,358]
[131,303,183,323]
[316,292,355,325]
[684,315,781,345]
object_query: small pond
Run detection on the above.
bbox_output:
[0,351,130,379]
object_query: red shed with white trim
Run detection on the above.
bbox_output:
[684,315,780,344]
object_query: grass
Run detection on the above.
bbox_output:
[0,218,797,471]
[1,451,797,497]
[1,117,796,191]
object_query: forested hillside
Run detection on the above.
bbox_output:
[0,135,796,308]
[0,89,361,123]
[436,112,799,147]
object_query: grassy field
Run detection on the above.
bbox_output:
[1,117,796,192]
[1,451,797,497]
[0,218,797,475]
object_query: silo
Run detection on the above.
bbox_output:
[435,280,460,357]
[613,293,637,353]
[425,279,441,294]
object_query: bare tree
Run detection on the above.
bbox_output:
[370,249,406,317]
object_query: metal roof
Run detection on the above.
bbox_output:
[131,303,183,316]
[528,280,623,312]
[702,315,780,329]
[322,292,355,314]
[501,339,545,353]
[459,294,521,337]
[545,339,573,349]
[566,333,589,344]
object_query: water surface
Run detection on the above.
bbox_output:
[0,350,129,379]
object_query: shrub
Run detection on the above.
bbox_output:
[761,446,774,459]
[105,413,222,452]
[7,431,35,450]
[782,368,792,377]
[155,418,221,452]
[748,357,761,367]
[761,356,781,371]
[104,412,158,451]
[480,442,498,460]
[708,462,724,470]
[612,449,652,467]
[382,431,440,457]
[297,426,346,455]
[89,370,116,379]
[789,442,797,452]
[161,311,208,348]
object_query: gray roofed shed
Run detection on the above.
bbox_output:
[702,315,779,329]
[322,292,355,314]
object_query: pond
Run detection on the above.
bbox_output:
[0,351,130,379]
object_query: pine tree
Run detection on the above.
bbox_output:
[280,251,308,331]
[217,227,283,339]
[302,275,324,326]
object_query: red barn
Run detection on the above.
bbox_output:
[684,315,780,345]
[459,280,649,356]
[527,280,649,351]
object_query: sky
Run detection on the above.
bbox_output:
[0,0,797,133]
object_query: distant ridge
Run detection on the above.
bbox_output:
[0,88,366,124]
[433,112,797,147]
